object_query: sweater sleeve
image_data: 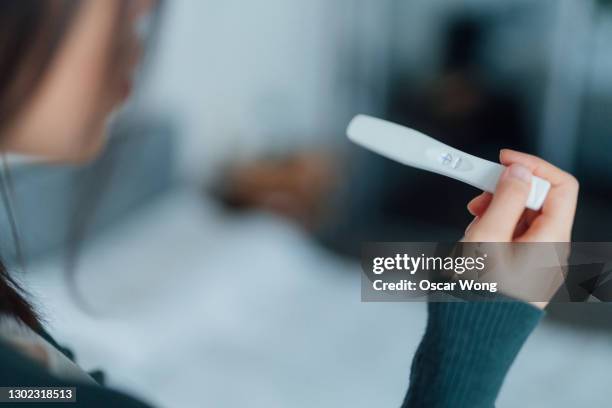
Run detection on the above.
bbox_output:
[402,301,543,408]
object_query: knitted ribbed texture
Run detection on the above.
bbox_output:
[403,301,543,408]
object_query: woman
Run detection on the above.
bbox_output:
[1,1,156,406]
[0,1,578,407]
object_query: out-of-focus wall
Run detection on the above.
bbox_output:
[391,0,557,78]
[136,0,387,182]
[137,0,557,184]
[390,0,559,124]
[133,0,612,186]
[391,0,612,183]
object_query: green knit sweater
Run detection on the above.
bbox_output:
[402,301,543,407]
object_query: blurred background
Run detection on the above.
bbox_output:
[1,0,612,406]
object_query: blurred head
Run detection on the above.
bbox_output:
[0,0,154,327]
[0,0,154,163]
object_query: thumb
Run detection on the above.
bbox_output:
[466,163,533,241]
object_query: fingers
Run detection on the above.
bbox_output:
[465,163,533,241]
[464,216,479,236]
[467,194,538,238]
[464,150,578,242]
[467,192,492,216]
[512,210,538,238]
[500,149,573,186]
[500,149,579,241]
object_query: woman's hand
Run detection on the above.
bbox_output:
[463,149,579,243]
[461,150,579,309]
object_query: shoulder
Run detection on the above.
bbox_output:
[0,340,153,408]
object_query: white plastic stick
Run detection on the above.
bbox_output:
[347,115,550,211]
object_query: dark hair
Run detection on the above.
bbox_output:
[0,0,81,328]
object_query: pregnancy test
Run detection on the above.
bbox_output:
[347,115,550,211]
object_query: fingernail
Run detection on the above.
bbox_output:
[505,163,532,183]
